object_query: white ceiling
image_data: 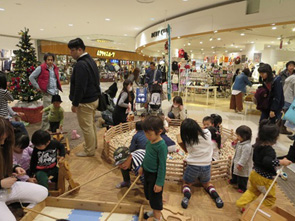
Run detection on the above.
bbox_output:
[142,23,295,56]
[0,0,237,51]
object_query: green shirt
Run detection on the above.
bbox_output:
[43,104,64,125]
[142,139,167,186]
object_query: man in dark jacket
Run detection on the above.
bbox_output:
[279,61,295,87]
[68,38,100,157]
[145,62,162,90]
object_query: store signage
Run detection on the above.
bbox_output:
[97,50,115,57]
[151,28,168,38]
[110,59,119,63]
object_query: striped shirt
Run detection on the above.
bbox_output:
[0,88,14,118]
[131,149,145,172]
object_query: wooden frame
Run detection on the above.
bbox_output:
[21,197,144,221]
[102,121,235,183]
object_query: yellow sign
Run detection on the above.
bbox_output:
[97,50,116,57]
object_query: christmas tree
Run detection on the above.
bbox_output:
[8,28,42,102]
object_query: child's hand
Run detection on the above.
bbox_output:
[17,112,25,117]
[154,184,162,193]
[58,156,65,162]
[237,164,243,171]
[40,110,44,114]
[138,167,143,176]
[27,178,37,183]
[279,158,292,166]
[14,167,26,175]
[166,117,171,122]
[1,177,17,189]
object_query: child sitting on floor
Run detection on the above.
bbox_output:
[167,96,186,121]
[30,130,65,189]
[41,94,64,133]
[180,118,224,209]
[129,121,148,152]
[113,146,145,189]
[229,125,253,193]
[202,116,214,129]
[138,116,168,221]
[236,120,292,211]
[13,128,35,182]
[207,126,221,161]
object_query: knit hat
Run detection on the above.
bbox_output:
[105,82,118,98]
[113,146,130,166]
[51,94,62,103]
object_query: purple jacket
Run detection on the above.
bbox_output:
[13,146,33,181]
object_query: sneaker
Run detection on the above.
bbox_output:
[75,151,95,157]
[116,181,131,189]
[215,197,224,208]
[181,196,190,209]
[237,189,245,193]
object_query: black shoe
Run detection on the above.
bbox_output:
[288,135,295,141]
[215,197,224,208]
[181,196,190,209]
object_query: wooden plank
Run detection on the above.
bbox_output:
[21,200,46,221]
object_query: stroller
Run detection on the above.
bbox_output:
[134,87,148,116]
[148,84,162,115]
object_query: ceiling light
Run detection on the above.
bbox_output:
[201,49,204,51]
[225,50,228,52]
[292,28,295,32]
[200,41,203,44]
[86,36,90,39]
[68,24,73,27]
[105,18,111,21]
[134,27,140,30]
[267,45,271,47]
[231,44,234,46]
[250,41,255,43]
[183,0,188,1]
[209,38,213,41]
[235,46,238,48]
[272,27,277,30]
[214,30,218,33]
[277,37,281,40]
[124,34,128,36]
[184,44,186,47]
[178,36,181,39]
[271,41,274,43]
[157,50,160,52]
[213,52,215,54]
[0,8,5,11]
[190,50,193,52]
[202,52,205,55]
[240,33,245,36]
[217,38,221,41]
[188,42,191,46]
[40,28,44,31]
[272,23,276,26]
[150,18,155,21]
[240,49,242,51]
[211,46,215,49]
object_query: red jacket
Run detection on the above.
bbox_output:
[38,63,62,93]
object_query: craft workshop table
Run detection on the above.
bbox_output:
[185,85,218,105]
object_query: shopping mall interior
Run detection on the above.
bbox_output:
[1,0,295,220]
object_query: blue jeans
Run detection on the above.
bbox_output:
[183,164,211,184]
[10,121,28,135]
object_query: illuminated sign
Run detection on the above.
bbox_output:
[97,50,116,57]
[110,59,119,63]
[151,28,168,38]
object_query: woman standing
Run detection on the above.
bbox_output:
[230,68,252,113]
[112,80,134,126]
[258,64,284,123]
[128,67,140,86]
